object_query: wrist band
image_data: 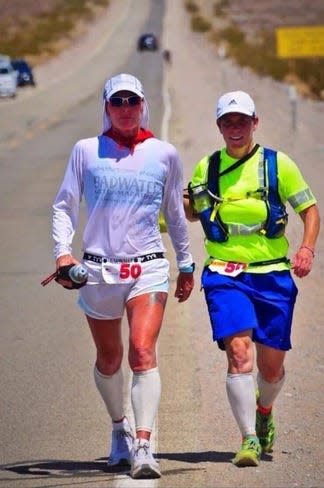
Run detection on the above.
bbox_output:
[300,245,315,257]
[179,263,195,273]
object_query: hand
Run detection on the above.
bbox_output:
[174,272,194,302]
[291,247,314,278]
[55,254,79,289]
[183,197,199,222]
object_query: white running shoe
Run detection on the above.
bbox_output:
[130,438,161,479]
[107,417,134,467]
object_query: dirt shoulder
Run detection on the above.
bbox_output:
[198,0,324,34]
[0,0,60,23]
[0,0,111,67]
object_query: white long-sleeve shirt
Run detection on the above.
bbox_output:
[52,134,193,269]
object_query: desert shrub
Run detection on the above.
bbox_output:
[184,1,199,13]
[213,0,229,17]
[0,0,109,58]
[204,21,323,99]
[218,24,245,45]
[191,15,212,33]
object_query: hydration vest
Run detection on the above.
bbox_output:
[190,145,288,242]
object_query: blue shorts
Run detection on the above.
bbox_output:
[201,268,298,351]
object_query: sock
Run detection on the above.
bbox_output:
[226,373,256,437]
[131,367,161,433]
[112,416,131,432]
[94,366,124,421]
[257,371,285,410]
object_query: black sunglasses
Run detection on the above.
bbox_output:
[109,95,142,107]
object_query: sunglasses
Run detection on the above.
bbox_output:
[109,95,142,107]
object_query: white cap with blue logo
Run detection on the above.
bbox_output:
[216,91,256,120]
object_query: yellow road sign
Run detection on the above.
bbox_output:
[276,25,324,58]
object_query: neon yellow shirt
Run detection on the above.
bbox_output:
[190,146,317,272]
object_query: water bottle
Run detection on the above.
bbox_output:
[191,185,228,242]
[68,264,88,284]
[191,185,212,214]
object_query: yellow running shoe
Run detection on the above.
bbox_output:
[256,390,275,452]
[232,435,261,467]
[256,408,275,452]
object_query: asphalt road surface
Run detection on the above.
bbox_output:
[0,0,323,487]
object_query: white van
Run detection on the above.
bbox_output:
[0,55,17,98]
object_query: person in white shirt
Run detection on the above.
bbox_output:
[52,73,195,479]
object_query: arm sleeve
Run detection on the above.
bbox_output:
[161,145,193,269]
[52,142,84,259]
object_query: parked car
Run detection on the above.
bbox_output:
[0,58,17,98]
[137,33,159,51]
[0,54,11,63]
[12,59,36,87]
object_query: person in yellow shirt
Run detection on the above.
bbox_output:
[185,91,320,467]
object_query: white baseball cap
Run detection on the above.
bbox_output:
[102,73,149,131]
[103,73,144,100]
[216,91,256,120]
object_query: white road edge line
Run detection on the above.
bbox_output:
[161,64,172,141]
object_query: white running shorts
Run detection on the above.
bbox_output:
[77,258,170,319]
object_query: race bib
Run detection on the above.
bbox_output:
[102,260,142,284]
[208,260,247,277]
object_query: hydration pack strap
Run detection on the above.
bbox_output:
[208,144,260,199]
[263,147,279,205]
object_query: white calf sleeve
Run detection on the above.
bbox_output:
[131,367,161,432]
[226,373,256,437]
[257,372,285,408]
[94,366,124,421]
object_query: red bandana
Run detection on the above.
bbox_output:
[105,128,154,151]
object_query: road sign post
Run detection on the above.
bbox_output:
[288,85,297,131]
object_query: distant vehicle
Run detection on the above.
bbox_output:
[12,59,36,87]
[0,58,17,98]
[0,54,11,63]
[137,33,159,51]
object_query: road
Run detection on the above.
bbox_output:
[0,0,323,487]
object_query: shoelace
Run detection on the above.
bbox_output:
[115,429,133,450]
[117,429,132,438]
[244,438,259,451]
[134,443,149,457]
